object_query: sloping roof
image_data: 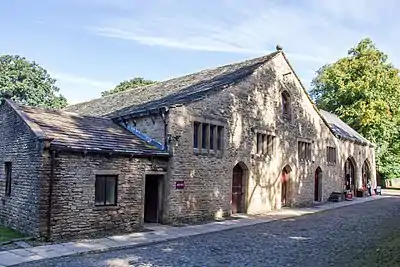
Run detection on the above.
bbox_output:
[320,110,372,146]
[7,100,168,156]
[64,51,281,118]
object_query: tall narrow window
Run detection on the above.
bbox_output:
[327,146,337,164]
[201,123,208,149]
[282,91,291,119]
[261,134,266,154]
[4,162,12,196]
[95,175,118,206]
[210,125,216,150]
[267,135,274,155]
[217,126,224,151]
[193,122,200,148]
[298,141,311,161]
[256,133,262,154]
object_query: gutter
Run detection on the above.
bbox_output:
[46,150,56,241]
[49,144,170,158]
[113,106,169,121]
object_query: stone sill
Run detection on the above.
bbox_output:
[93,205,120,211]
[193,148,223,158]
[253,154,273,161]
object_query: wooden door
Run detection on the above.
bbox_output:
[232,165,244,214]
[314,168,322,202]
[144,176,159,223]
[281,169,290,207]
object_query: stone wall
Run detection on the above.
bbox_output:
[131,115,166,147]
[384,178,400,188]
[46,150,168,240]
[164,53,376,221]
[0,101,44,236]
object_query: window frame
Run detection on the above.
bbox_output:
[95,175,118,207]
[4,162,12,196]
[193,120,225,154]
[298,141,312,162]
[327,146,337,164]
[193,122,201,149]
[217,126,224,151]
[255,132,275,156]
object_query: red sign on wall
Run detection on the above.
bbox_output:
[176,181,185,189]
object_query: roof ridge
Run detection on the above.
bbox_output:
[20,103,114,121]
[65,51,281,112]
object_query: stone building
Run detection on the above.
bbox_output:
[0,48,376,240]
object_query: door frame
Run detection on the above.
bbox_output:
[141,172,166,225]
[314,167,323,202]
[231,162,249,214]
[281,165,292,207]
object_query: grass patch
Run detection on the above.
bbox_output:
[353,230,400,267]
[0,226,24,243]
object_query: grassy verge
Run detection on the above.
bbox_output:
[0,226,24,243]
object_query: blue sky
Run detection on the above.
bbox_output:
[1,0,399,104]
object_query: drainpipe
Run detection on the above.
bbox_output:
[46,150,56,241]
[160,107,169,152]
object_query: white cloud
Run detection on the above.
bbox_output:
[85,0,400,78]
[52,72,115,104]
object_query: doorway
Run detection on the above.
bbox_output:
[144,175,163,223]
[232,164,245,214]
[281,165,291,207]
[314,167,322,202]
[345,157,356,194]
[362,160,371,189]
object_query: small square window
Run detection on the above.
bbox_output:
[95,175,118,206]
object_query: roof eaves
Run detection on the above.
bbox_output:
[49,143,171,158]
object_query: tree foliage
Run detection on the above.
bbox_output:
[101,77,156,96]
[310,38,400,178]
[0,55,67,109]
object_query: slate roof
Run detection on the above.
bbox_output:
[64,51,281,118]
[320,110,372,146]
[11,101,168,155]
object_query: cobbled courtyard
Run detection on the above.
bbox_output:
[15,197,400,267]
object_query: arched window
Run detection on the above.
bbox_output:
[281,91,291,119]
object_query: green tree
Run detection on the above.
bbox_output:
[310,38,400,178]
[101,77,156,96]
[0,55,67,109]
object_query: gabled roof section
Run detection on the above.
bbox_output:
[320,110,373,146]
[5,100,168,156]
[279,53,374,147]
[64,51,281,118]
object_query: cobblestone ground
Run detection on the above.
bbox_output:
[16,197,400,267]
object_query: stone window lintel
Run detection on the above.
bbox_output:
[94,170,121,176]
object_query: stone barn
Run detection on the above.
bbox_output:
[0,48,376,240]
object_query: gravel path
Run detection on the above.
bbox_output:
[16,197,400,267]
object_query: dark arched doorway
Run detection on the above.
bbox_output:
[232,163,245,214]
[314,167,323,202]
[281,165,292,207]
[362,160,371,189]
[345,157,356,194]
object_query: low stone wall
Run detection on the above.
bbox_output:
[384,178,400,189]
